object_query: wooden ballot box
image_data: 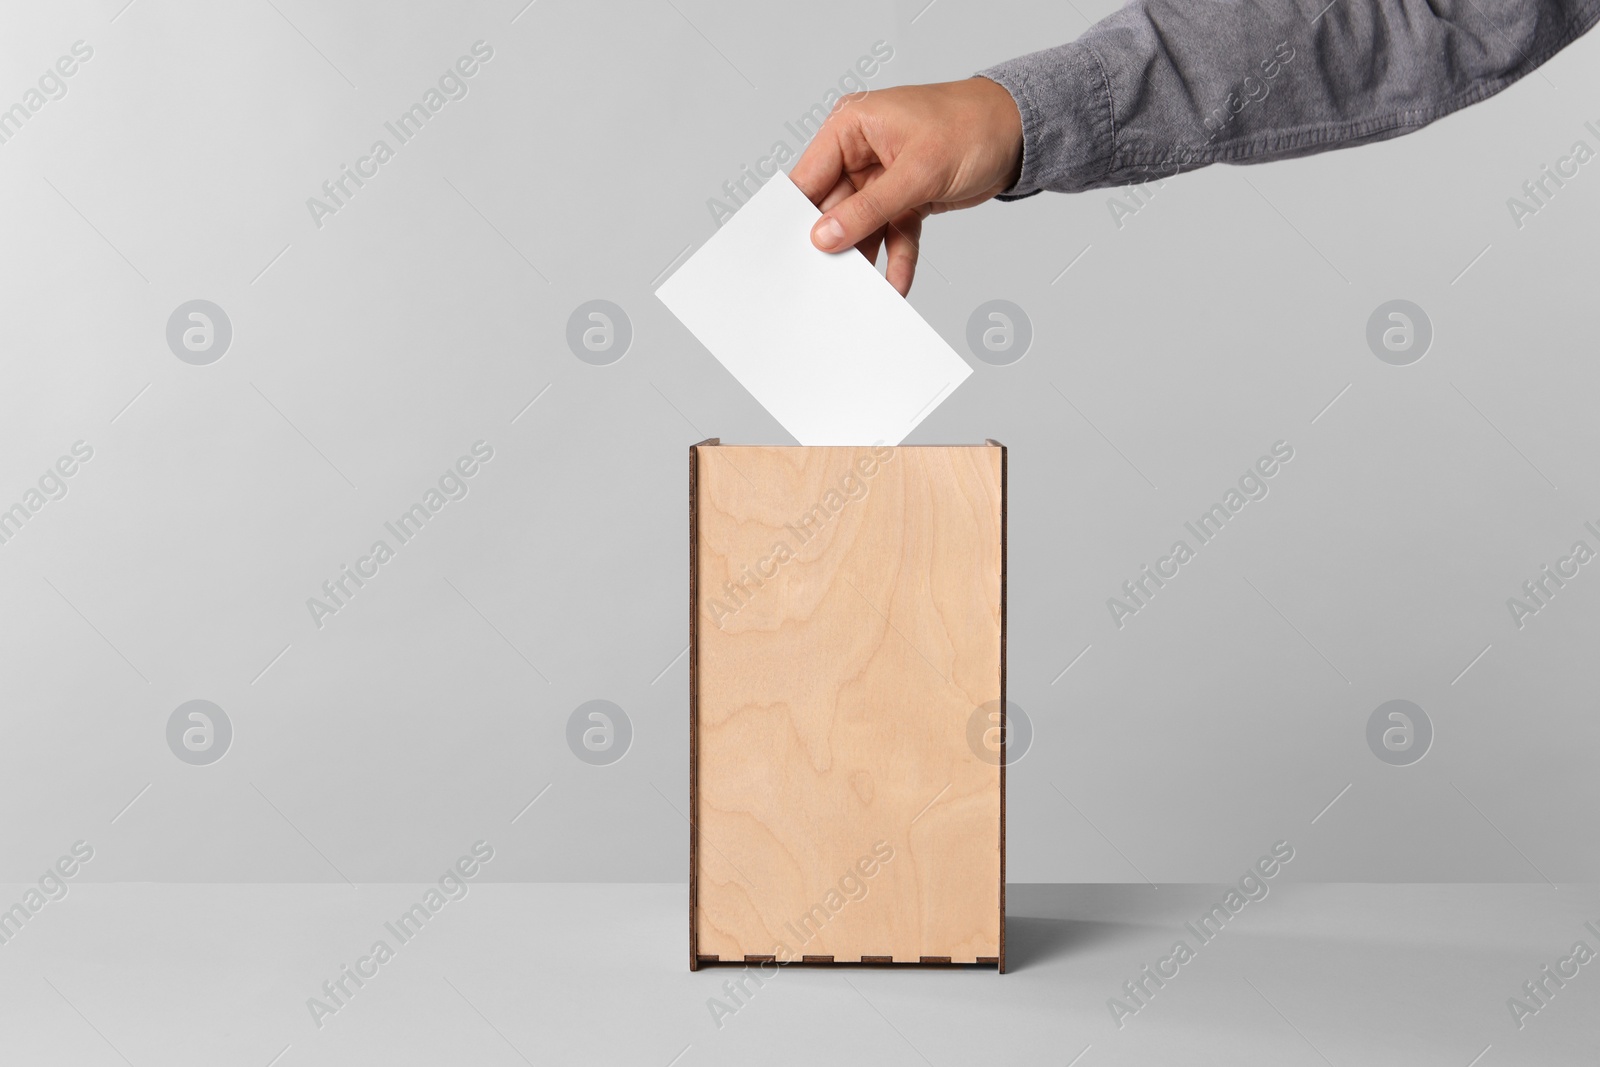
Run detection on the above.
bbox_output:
[689,441,1006,970]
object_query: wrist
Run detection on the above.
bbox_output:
[968,76,1025,194]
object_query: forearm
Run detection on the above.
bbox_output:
[979,0,1600,196]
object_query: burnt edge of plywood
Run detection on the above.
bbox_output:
[689,441,1005,972]
[689,439,717,971]
[998,441,1007,974]
[699,955,992,967]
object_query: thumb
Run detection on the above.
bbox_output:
[810,162,931,252]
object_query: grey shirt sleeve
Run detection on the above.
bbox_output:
[978,0,1600,197]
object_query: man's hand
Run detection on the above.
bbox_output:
[790,78,1024,296]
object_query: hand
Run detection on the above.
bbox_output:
[790,78,1024,296]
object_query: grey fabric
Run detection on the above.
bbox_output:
[978,0,1600,197]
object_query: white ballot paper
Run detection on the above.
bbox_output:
[655,171,972,446]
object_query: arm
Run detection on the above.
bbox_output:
[981,0,1600,196]
[791,0,1598,292]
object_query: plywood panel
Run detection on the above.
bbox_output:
[691,444,1003,967]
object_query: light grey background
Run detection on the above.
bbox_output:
[3,0,1599,888]
[3,883,1597,1066]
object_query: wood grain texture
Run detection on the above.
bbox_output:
[693,445,1003,965]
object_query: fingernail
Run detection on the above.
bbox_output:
[813,216,845,249]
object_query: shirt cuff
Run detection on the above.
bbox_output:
[977,42,1115,198]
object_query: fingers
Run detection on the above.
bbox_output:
[811,160,931,253]
[817,176,854,215]
[817,177,885,267]
[790,122,846,206]
[858,225,886,270]
[883,213,921,296]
